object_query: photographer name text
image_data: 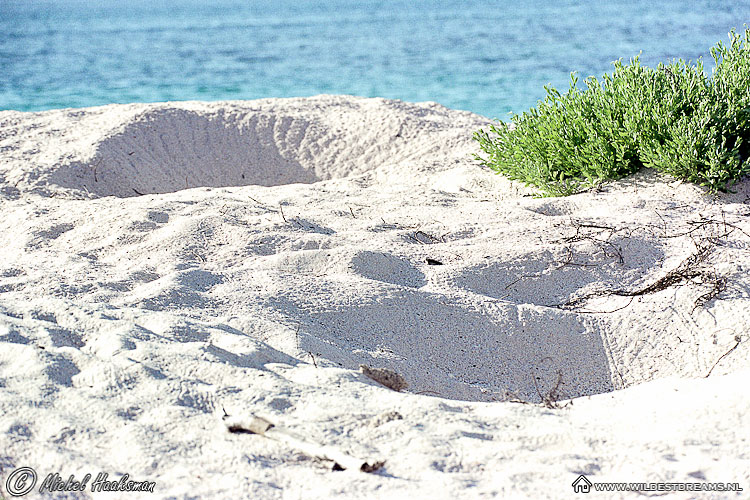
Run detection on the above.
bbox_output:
[39,472,155,494]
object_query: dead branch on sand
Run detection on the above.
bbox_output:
[559,240,726,312]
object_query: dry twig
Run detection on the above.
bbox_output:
[705,335,742,378]
[532,370,568,409]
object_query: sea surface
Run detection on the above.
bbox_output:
[1,0,749,119]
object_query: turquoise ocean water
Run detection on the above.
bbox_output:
[1,0,749,119]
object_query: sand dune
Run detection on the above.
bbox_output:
[1,95,748,498]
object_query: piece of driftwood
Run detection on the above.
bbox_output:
[360,365,408,392]
[224,414,384,473]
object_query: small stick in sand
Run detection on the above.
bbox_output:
[705,335,742,378]
[307,351,318,368]
[224,414,385,473]
[92,158,101,182]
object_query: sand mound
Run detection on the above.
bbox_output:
[1,96,748,498]
[0,95,487,198]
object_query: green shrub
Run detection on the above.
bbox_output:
[475,28,750,196]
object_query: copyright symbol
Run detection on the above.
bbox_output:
[5,467,37,497]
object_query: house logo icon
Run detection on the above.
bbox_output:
[572,475,592,493]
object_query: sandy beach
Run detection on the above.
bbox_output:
[0,95,748,498]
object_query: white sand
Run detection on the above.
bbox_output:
[0,95,748,498]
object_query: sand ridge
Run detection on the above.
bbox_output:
[0,95,488,198]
